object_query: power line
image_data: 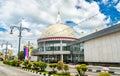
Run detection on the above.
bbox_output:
[42,5,112,38]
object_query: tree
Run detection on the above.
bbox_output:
[19,51,24,60]
[49,63,57,74]
[76,64,88,76]
[64,64,69,72]
[39,62,47,71]
[57,61,64,72]
[49,63,57,72]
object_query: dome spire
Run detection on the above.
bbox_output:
[56,11,61,24]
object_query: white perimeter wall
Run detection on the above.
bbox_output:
[84,31,120,63]
[30,56,38,61]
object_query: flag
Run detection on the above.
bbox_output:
[24,47,26,59]
[26,47,28,60]
[9,50,12,55]
[29,46,33,56]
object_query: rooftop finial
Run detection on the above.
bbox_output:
[56,11,61,23]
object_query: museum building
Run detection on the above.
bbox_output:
[32,12,120,64]
[32,13,84,63]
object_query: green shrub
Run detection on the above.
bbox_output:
[39,62,47,71]
[27,62,32,69]
[57,61,64,71]
[3,60,21,67]
[33,62,39,70]
[3,60,8,64]
[64,64,69,72]
[63,72,70,76]
[3,60,6,64]
[76,64,88,76]
[49,63,57,74]
[99,72,111,76]
[7,60,11,65]
[23,60,29,68]
[10,60,21,67]
[57,61,70,75]
[10,60,16,66]
[16,60,22,67]
[49,63,57,71]
[57,72,70,76]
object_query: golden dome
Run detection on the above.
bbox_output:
[41,23,77,38]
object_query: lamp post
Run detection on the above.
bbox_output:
[1,41,12,60]
[10,23,30,60]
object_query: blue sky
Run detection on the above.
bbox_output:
[0,27,6,32]
[65,0,120,27]
[0,0,120,54]
[92,0,120,26]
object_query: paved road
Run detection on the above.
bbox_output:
[0,61,39,76]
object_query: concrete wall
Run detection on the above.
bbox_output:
[30,56,38,61]
[84,31,120,63]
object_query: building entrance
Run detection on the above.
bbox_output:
[38,55,61,63]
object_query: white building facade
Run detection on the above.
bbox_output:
[84,31,120,63]
[68,23,120,64]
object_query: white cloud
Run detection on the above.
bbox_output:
[102,0,109,4]
[115,2,120,12]
[0,0,108,54]
[72,1,108,37]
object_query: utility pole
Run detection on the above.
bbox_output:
[1,41,12,60]
[28,41,30,60]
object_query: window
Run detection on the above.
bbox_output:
[54,46,60,51]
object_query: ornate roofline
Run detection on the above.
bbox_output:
[37,37,78,42]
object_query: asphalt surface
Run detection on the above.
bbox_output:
[0,61,39,76]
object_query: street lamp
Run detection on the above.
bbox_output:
[10,23,30,60]
[1,41,12,60]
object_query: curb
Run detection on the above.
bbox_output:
[87,69,120,75]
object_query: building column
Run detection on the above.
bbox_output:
[43,42,46,62]
[44,42,46,52]
[60,40,63,62]
[48,55,49,62]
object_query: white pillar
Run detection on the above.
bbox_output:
[44,42,46,52]
[60,40,63,62]
[43,42,46,61]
